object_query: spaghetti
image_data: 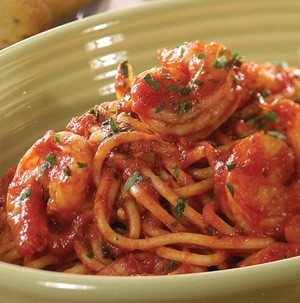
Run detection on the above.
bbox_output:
[1,40,300,275]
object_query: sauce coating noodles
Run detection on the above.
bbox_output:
[1,41,300,275]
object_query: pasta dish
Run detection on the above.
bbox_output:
[0,40,300,275]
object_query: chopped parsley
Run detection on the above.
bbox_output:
[124,171,143,192]
[63,165,72,177]
[231,74,241,84]
[36,153,57,181]
[197,52,207,59]
[20,188,31,200]
[54,134,62,143]
[87,108,99,119]
[226,162,236,172]
[167,86,191,95]
[155,102,165,113]
[246,111,278,129]
[120,61,129,78]
[102,118,123,133]
[266,130,286,140]
[193,80,204,86]
[260,87,270,98]
[86,252,94,259]
[44,153,57,165]
[225,181,234,197]
[77,162,88,168]
[177,103,192,116]
[212,55,227,69]
[101,242,115,260]
[143,73,160,90]
[173,164,179,178]
[227,52,243,68]
[174,197,188,219]
[164,261,176,272]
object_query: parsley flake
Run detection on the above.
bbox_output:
[197,53,207,59]
[86,252,94,259]
[226,162,236,172]
[246,111,278,128]
[77,162,88,168]
[54,134,62,143]
[36,153,57,181]
[155,102,165,113]
[143,73,160,90]
[44,153,57,165]
[177,103,192,116]
[124,171,143,192]
[63,165,72,177]
[260,87,270,98]
[212,55,227,69]
[20,188,31,200]
[120,61,129,78]
[266,130,286,140]
[225,181,234,197]
[173,164,179,178]
[101,242,115,260]
[174,197,188,219]
[193,80,204,86]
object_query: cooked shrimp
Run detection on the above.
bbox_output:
[130,41,244,141]
[261,99,300,176]
[241,62,300,104]
[6,130,93,256]
[217,130,300,239]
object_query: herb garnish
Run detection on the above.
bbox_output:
[86,252,94,259]
[155,102,165,113]
[266,130,286,140]
[226,162,236,172]
[167,86,191,95]
[63,165,72,177]
[36,153,57,181]
[77,162,88,168]
[54,134,62,143]
[143,73,160,90]
[44,153,57,165]
[20,188,31,200]
[260,87,270,98]
[197,53,207,59]
[174,197,188,219]
[246,111,278,129]
[124,171,143,192]
[212,55,227,69]
[173,164,179,178]
[120,61,129,78]
[102,118,123,133]
[225,181,234,197]
[177,103,192,116]
[101,242,115,260]
[164,261,176,272]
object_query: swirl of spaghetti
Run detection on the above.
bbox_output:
[1,40,300,275]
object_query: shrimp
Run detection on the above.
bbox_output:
[216,99,300,239]
[241,61,300,104]
[6,130,94,256]
[130,41,244,141]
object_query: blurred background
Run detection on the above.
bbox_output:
[0,0,151,49]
